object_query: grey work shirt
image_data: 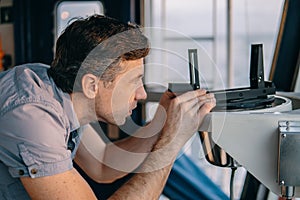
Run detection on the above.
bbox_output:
[0,63,81,199]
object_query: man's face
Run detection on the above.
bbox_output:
[95,58,147,125]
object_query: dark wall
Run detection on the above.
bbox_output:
[13,0,141,65]
[102,0,141,24]
[13,0,56,65]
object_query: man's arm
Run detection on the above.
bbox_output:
[109,89,216,199]
[20,168,97,200]
[74,120,161,183]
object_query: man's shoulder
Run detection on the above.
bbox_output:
[0,63,60,116]
[12,63,50,80]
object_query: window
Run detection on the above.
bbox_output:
[144,0,284,90]
[55,1,104,40]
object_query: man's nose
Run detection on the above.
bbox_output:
[135,85,147,100]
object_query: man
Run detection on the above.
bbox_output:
[0,15,215,199]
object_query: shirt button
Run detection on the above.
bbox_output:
[19,170,24,176]
[30,168,38,174]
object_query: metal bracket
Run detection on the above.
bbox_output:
[250,44,265,89]
[278,121,300,198]
[168,49,199,94]
[168,45,276,109]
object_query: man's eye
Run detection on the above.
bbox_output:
[133,77,141,83]
[134,78,143,86]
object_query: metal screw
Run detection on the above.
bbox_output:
[280,180,285,185]
[282,134,287,138]
[258,76,262,82]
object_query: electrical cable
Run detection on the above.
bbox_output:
[230,167,238,200]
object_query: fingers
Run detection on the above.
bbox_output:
[159,90,176,110]
[175,90,214,110]
[164,89,216,120]
[173,90,215,127]
[161,90,176,101]
[198,94,216,114]
[175,89,207,104]
[188,93,215,116]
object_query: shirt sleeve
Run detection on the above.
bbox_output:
[0,103,73,178]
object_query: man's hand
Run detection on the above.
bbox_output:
[155,89,216,150]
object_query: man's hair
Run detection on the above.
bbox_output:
[48,14,150,93]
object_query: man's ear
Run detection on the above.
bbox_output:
[81,74,99,99]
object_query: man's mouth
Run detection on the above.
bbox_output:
[128,105,137,115]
